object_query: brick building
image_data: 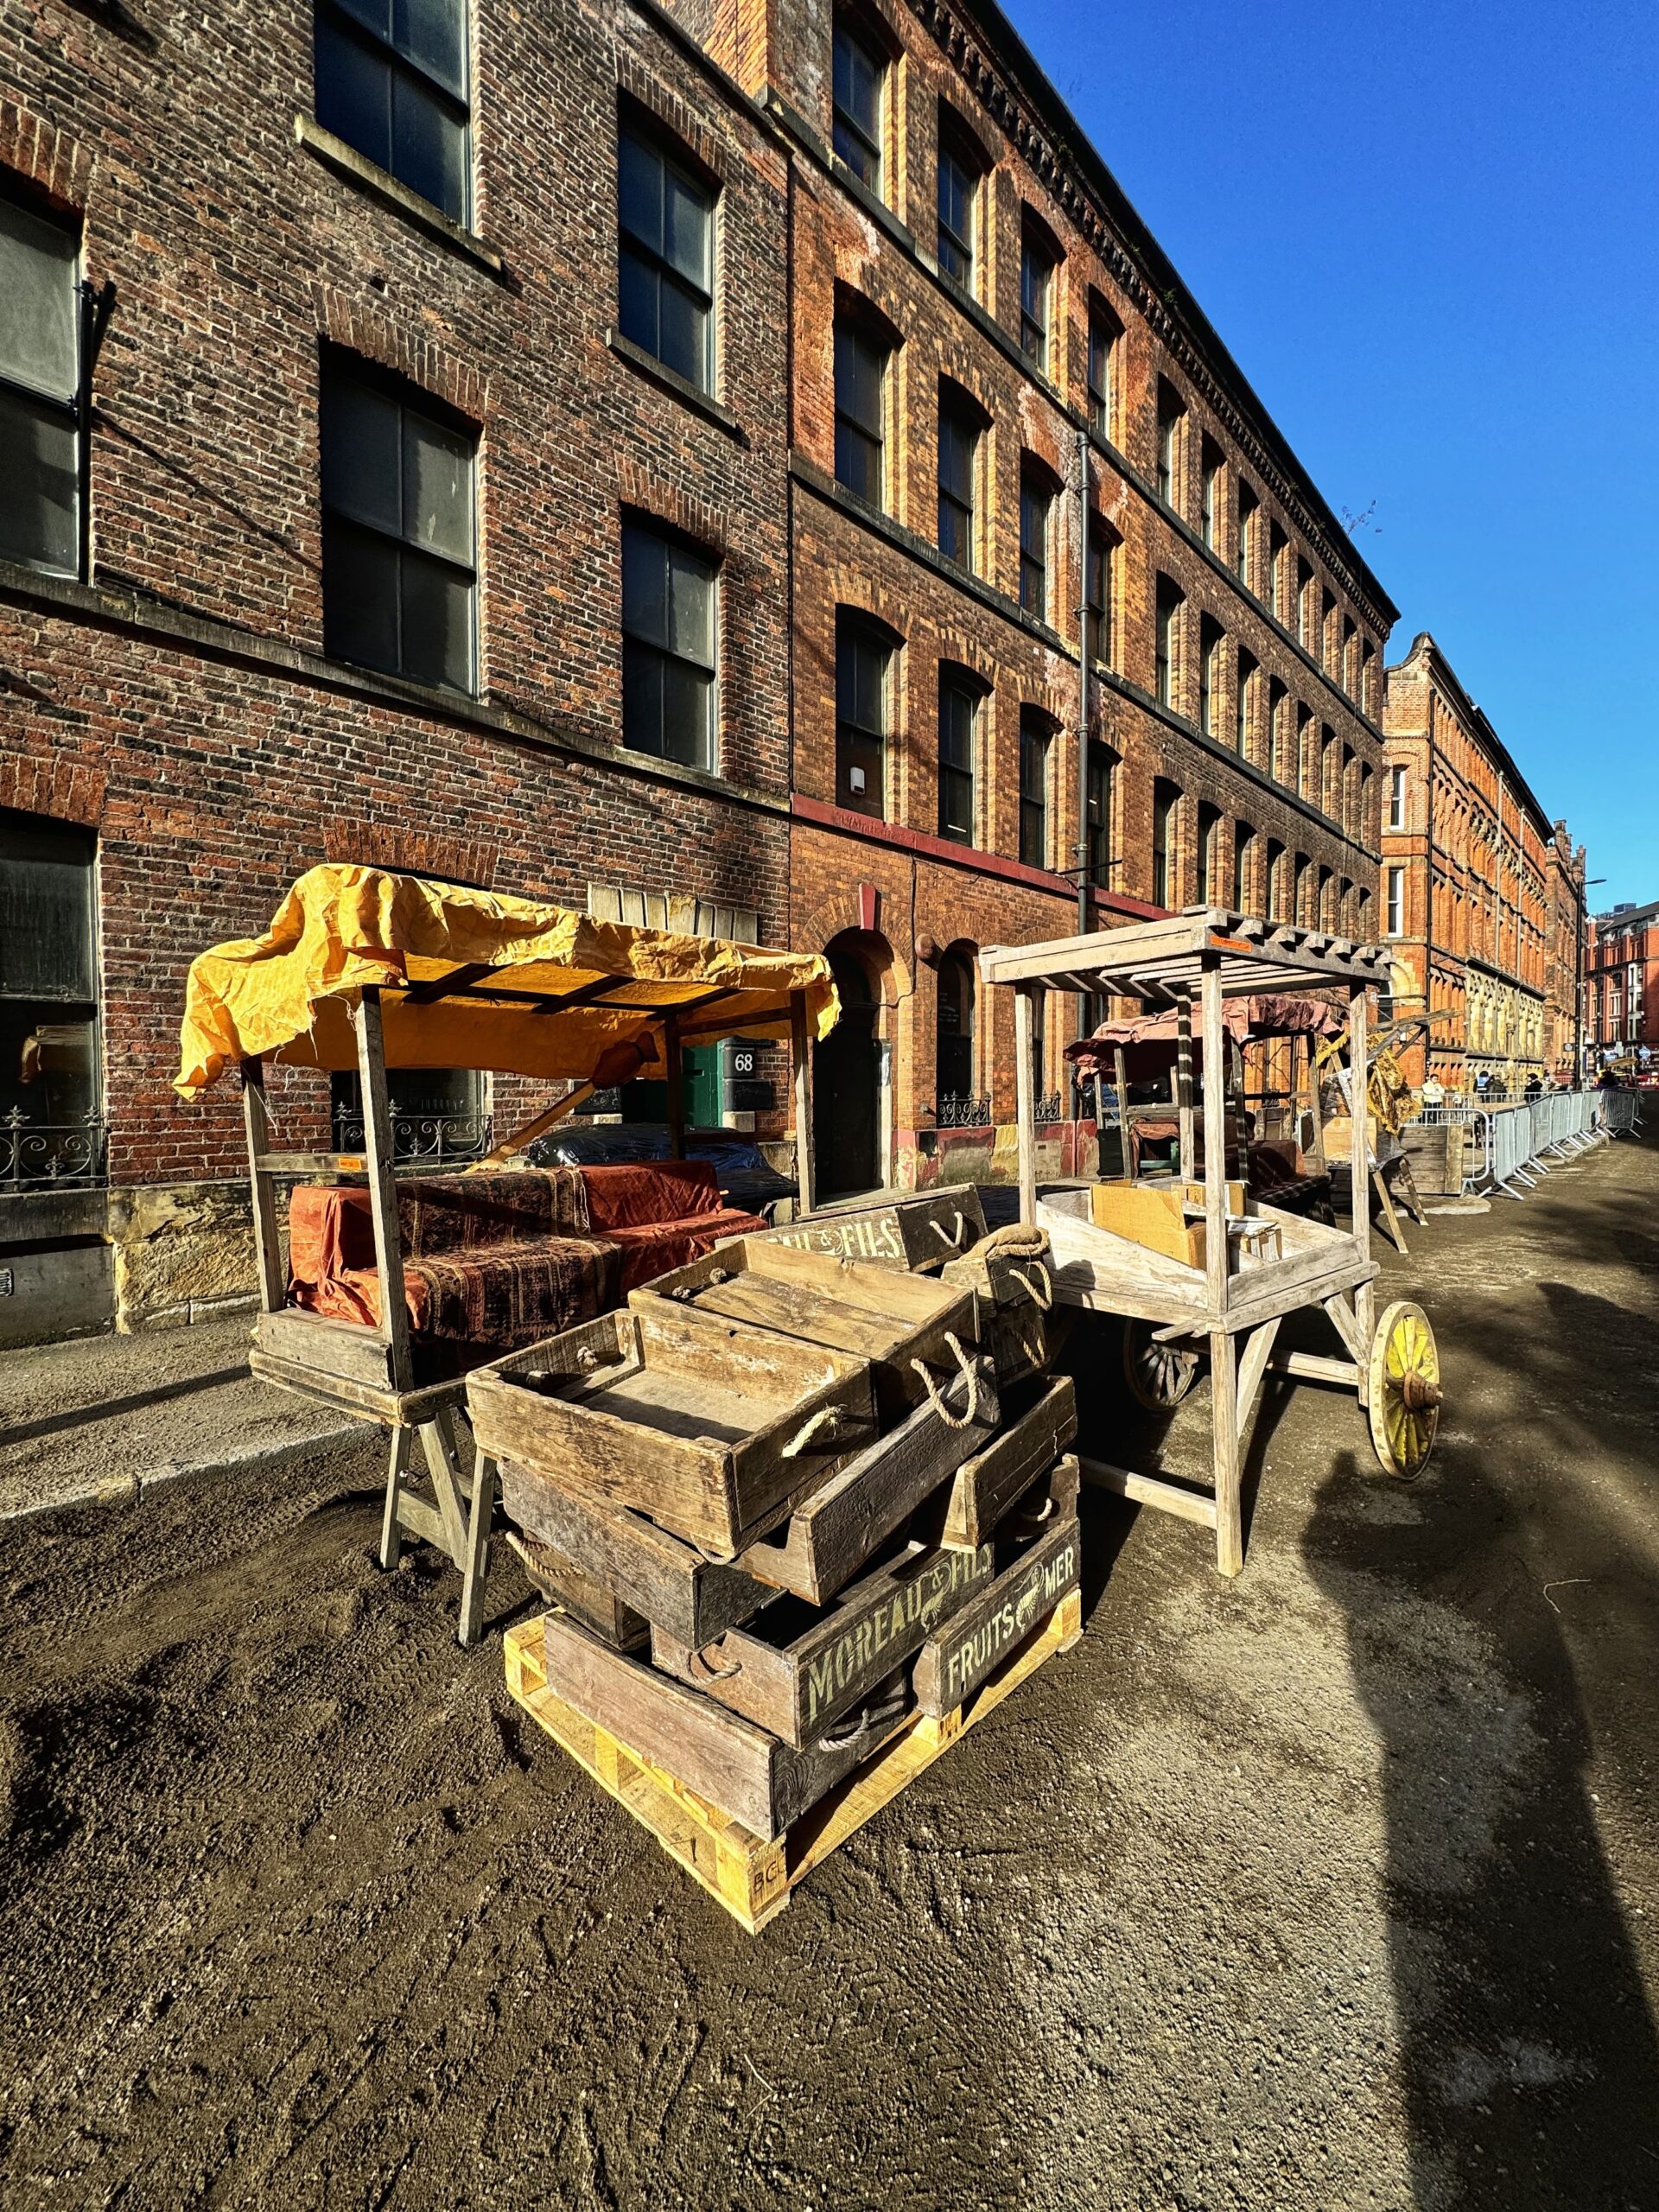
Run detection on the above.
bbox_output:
[1544,819,1591,1079]
[1586,900,1659,1069]
[0,0,798,1339]
[1380,632,1573,1092]
[741,0,1399,1196]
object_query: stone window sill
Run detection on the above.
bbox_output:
[604,328,745,439]
[295,117,507,277]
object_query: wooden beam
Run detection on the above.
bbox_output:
[791,990,816,1217]
[1210,1327,1243,1576]
[1268,1350,1360,1387]
[1176,995,1197,1184]
[1235,1315,1282,1444]
[240,1058,285,1315]
[1014,984,1038,1226]
[1199,959,1229,1322]
[403,960,498,1005]
[1349,982,1374,1398]
[1077,1456,1218,1529]
[353,988,413,1395]
[475,1082,598,1168]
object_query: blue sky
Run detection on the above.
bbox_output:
[1006,0,1658,908]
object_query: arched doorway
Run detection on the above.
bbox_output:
[936,944,976,1118]
[815,939,881,1197]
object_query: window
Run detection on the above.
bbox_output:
[834,312,887,505]
[1319,868,1336,931]
[618,126,715,394]
[1233,823,1254,912]
[1198,616,1223,735]
[1157,381,1185,510]
[1201,440,1223,549]
[1236,647,1257,755]
[1387,865,1404,937]
[320,352,476,693]
[1295,702,1313,796]
[938,668,978,844]
[1085,741,1115,887]
[1268,677,1288,781]
[1019,226,1053,370]
[1295,556,1313,648]
[1155,575,1183,709]
[1019,463,1051,619]
[937,118,978,289]
[1320,723,1337,815]
[1152,779,1179,908]
[1236,483,1257,588]
[936,946,976,1107]
[938,389,978,571]
[621,521,716,769]
[832,19,885,194]
[1269,523,1287,620]
[315,0,469,221]
[1197,801,1221,906]
[0,190,81,577]
[1342,614,1357,697]
[1018,711,1050,867]
[332,1065,486,1163]
[1087,307,1120,441]
[0,810,100,1167]
[1085,521,1114,665]
[1321,588,1336,673]
[1360,639,1376,718]
[836,614,890,817]
[1266,838,1287,920]
[1294,854,1311,926]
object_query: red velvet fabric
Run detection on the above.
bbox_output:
[577,1160,721,1231]
[601,1207,767,1293]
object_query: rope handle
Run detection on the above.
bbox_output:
[1013,1491,1055,1529]
[687,1645,742,1683]
[782,1404,854,1458]
[819,1681,908,1749]
[927,1211,969,1250]
[1007,1260,1052,1312]
[909,1332,982,1432]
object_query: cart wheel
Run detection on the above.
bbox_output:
[1122,1319,1203,1410]
[1366,1300,1442,1478]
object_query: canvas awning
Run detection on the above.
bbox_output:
[176,865,839,1096]
[1065,993,1344,1077]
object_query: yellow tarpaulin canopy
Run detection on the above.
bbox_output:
[175,865,839,1096]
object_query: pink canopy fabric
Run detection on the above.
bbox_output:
[1065,993,1344,1077]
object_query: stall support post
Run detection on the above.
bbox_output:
[1176,997,1196,1181]
[353,987,413,1396]
[790,990,816,1217]
[240,1057,284,1314]
[1350,982,1374,1395]
[1114,1046,1131,1180]
[1199,957,1243,1575]
[664,1015,685,1161]
[1014,984,1039,1226]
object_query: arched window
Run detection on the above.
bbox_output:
[936,944,976,1116]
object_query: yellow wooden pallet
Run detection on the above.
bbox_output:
[504,1589,1084,1933]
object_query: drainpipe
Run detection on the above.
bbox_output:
[1074,425,1091,1068]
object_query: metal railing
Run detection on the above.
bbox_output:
[1403,1088,1610,1198]
[332,1109,494,1167]
[1,1109,109,1189]
[1033,1092,1064,1126]
[936,1094,992,1129]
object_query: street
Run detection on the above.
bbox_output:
[1,1135,1654,2209]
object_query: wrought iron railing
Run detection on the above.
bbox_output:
[936,1094,991,1128]
[1034,1091,1064,1125]
[333,1109,494,1166]
[1,1109,108,1189]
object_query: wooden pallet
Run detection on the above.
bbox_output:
[504,1588,1084,1933]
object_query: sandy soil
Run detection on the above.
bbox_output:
[1,1136,1656,2210]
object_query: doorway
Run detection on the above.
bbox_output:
[814,943,881,1197]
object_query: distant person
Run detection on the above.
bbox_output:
[1420,1075,1445,1109]
[1525,1072,1543,1101]
[1599,1065,1622,1090]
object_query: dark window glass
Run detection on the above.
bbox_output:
[1019,467,1050,618]
[1155,575,1182,709]
[836,616,889,817]
[1085,741,1114,888]
[1266,839,1287,920]
[938,671,976,844]
[618,128,715,393]
[321,355,476,693]
[937,134,976,288]
[938,395,977,569]
[0,194,80,576]
[834,316,886,505]
[1198,617,1223,735]
[1153,779,1179,908]
[832,21,884,193]
[1086,524,1111,665]
[937,949,975,1104]
[0,810,99,1137]
[315,0,469,221]
[1236,647,1257,753]
[622,522,716,769]
[1019,713,1049,868]
[1020,231,1052,369]
[1087,311,1117,440]
[1201,441,1222,548]
[1157,383,1184,509]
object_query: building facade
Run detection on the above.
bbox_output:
[741,0,1398,1196]
[0,0,798,1340]
[1544,820,1590,1079]
[1380,634,1564,1093]
[1586,901,1659,1068]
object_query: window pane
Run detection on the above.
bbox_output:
[0,815,96,1000]
[666,541,715,668]
[0,198,79,401]
[622,638,664,755]
[392,72,465,219]
[395,0,466,99]
[322,513,401,677]
[335,0,393,42]
[836,419,880,505]
[618,244,659,357]
[315,18,392,178]
[403,406,473,563]
[0,386,78,575]
[835,323,881,434]
[833,26,882,187]
[658,276,709,390]
[321,367,402,537]
[663,163,712,290]
[660,656,714,768]
[401,543,473,691]
[838,626,885,732]
[939,410,973,505]
[622,522,667,647]
[618,131,662,254]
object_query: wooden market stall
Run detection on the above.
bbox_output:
[175,865,839,1642]
[980,908,1445,1578]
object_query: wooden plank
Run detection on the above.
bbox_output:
[1014,984,1038,1226]
[1234,1316,1282,1445]
[496,1457,778,1646]
[253,1150,368,1176]
[1077,1456,1219,1528]
[240,1059,286,1314]
[912,1516,1082,1716]
[916,1376,1077,1550]
[254,1307,396,1389]
[353,988,413,1395]
[1270,1349,1359,1387]
[652,1536,995,1750]
[1210,1329,1243,1576]
[505,1530,650,1652]
[737,1378,997,1604]
[760,1187,986,1272]
[791,990,815,1217]
[1199,961,1229,1321]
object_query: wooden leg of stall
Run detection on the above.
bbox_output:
[380,1423,411,1569]
[458,1440,499,1649]
[240,1058,284,1316]
[1176,997,1196,1183]
[1014,985,1038,1226]
[1373,1165,1409,1254]
[791,990,816,1217]
[1211,1329,1243,1577]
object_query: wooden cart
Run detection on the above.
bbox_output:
[176,866,838,1642]
[980,908,1444,1578]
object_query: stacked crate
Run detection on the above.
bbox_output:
[467,1209,1081,1931]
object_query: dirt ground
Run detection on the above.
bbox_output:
[2,1135,1656,2211]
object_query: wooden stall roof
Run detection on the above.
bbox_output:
[978,908,1393,1006]
[175,865,839,1094]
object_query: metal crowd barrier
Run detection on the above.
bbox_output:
[1403,1089,1611,1199]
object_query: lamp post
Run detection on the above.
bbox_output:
[1578,875,1606,1084]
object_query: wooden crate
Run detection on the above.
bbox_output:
[467,1304,877,1559]
[913,1514,1082,1716]
[759,1188,988,1272]
[912,1379,1077,1551]
[504,1585,1084,1935]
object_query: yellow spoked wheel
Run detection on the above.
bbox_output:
[1367,1300,1442,1477]
[1122,1319,1203,1411]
